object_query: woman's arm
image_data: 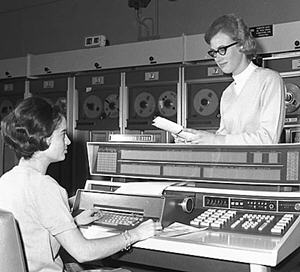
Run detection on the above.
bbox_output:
[55,219,159,263]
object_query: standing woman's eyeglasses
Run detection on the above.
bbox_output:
[208,42,238,58]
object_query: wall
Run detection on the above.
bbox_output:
[1,0,300,59]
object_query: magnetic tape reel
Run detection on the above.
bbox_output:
[0,99,14,120]
[193,88,219,116]
[285,83,300,114]
[134,91,156,118]
[83,94,102,119]
[104,94,119,119]
[56,96,66,105]
[53,97,67,115]
[158,90,177,117]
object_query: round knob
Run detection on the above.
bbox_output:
[295,40,300,47]
[285,92,294,104]
[179,197,194,213]
[294,203,300,211]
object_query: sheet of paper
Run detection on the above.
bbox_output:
[158,222,207,238]
[80,225,117,240]
[152,116,183,134]
[152,116,196,141]
[115,181,178,196]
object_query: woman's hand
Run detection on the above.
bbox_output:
[74,209,103,226]
[172,133,188,143]
[129,219,162,243]
[173,128,225,144]
[184,128,216,144]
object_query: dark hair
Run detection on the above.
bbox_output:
[1,96,64,160]
[204,14,256,59]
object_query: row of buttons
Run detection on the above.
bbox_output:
[190,209,236,229]
[230,213,275,231]
[95,211,143,227]
[270,214,294,235]
[190,209,295,236]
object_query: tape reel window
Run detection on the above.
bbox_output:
[126,65,180,131]
[0,99,14,120]
[104,93,119,119]
[284,78,300,124]
[0,97,24,121]
[158,90,177,117]
[187,82,230,130]
[76,71,121,131]
[263,55,300,127]
[184,62,232,130]
[29,77,68,118]
[133,89,177,118]
[193,88,219,117]
[83,94,103,119]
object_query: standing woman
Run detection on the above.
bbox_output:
[0,97,158,272]
[179,14,285,145]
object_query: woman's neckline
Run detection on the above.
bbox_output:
[18,158,47,175]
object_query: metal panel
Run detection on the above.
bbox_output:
[256,21,300,54]
[29,36,184,76]
[183,33,209,62]
[0,57,27,79]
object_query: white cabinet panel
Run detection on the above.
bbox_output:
[0,57,27,79]
[256,21,300,54]
[29,36,184,76]
[183,33,210,62]
[183,21,300,62]
[29,49,101,76]
[98,36,184,68]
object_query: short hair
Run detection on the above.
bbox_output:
[1,96,64,160]
[204,14,256,59]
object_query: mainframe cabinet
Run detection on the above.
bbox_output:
[28,36,184,76]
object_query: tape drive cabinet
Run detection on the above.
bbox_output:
[29,76,68,111]
[126,64,180,131]
[263,55,300,125]
[76,71,121,131]
[184,61,232,130]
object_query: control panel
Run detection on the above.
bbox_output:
[230,198,277,211]
[203,195,300,213]
[87,142,300,187]
[180,193,300,237]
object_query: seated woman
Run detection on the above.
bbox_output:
[0,96,159,272]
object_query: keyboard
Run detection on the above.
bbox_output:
[93,209,145,230]
[190,208,297,236]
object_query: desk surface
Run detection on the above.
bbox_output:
[81,216,300,268]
